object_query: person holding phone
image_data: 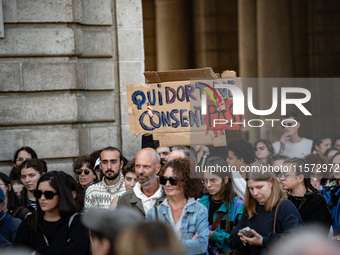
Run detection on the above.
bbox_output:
[229,162,303,255]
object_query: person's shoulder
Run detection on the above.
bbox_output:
[198,195,209,204]
[272,141,280,146]
[301,138,313,145]
[118,189,136,204]
[120,189,135,198]
[85,181,103,192]
[278,199,299,213]
[192,200,208,212]
[306,193,327,204]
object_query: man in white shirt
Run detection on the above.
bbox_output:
[117,148,166,217]
[272,112,312,158]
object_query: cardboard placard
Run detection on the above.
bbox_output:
[126,68,242,146]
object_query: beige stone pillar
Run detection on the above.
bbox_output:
[257,0,293,78]
[238,0,257,78]
[155,0,190,71]
[257,0,294,141]
[238,0,258,143]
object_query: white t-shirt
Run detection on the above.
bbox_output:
[272,138,313,158]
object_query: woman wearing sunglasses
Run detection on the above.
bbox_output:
[199,156,244,254]
[254,139,274,164]
[14,171,89,255]
[73,155,98,190]
[146,158,209,255]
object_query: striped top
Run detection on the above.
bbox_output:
[84,172,126,209]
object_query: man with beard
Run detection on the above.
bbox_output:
[156,146,170,165]
[117,148,166,217]
[85,147,126,209]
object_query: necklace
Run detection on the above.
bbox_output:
[211,198,224,204]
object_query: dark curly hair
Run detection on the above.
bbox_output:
[159,158,202,199]
[227,139,255,164]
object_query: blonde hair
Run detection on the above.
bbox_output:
[115,221,184,255]
[244,162,286,218]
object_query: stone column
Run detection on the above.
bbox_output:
[238,0,257,78]
[257,0,294,141]
[155,0,190,70]
[238,0,259,143]
[257,0,293,78]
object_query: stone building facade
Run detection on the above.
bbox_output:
[1,0,339,175]
[0,0,144,174]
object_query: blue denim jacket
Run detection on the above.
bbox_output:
[146,198,209,255]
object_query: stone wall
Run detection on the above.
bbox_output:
[0,0,144,175]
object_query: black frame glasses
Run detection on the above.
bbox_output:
[33,190,59,200]
[76,169,91,175]
[159,176,179,186]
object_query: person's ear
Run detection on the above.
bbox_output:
[269,178,273,188]
[120,160,124,170]
[156,163,161,175]
[224,177,229,184]
[315,144,320,152]
[298,174,304,183]
[8,183,12,191]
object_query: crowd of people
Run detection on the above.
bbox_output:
[1,111,340,254]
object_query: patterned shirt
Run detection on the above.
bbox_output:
[84,172,126,209]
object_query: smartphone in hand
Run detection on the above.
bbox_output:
[239,228,255,238]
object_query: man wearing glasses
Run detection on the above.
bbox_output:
[272,111,312,158]
[117,147,166,217]
[85,147,126,209]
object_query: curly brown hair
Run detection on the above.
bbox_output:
[73,155,97,181]
[159,158,202,199]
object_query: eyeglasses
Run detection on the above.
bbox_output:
[255,146,265,151]
[76,169,91,175]
[159,176,179,186]
[33,190,59,200]
[277,173,296,179]
[16,157,28,162]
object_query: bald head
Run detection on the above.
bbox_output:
[135,148,161,186]
[136,148,160,165]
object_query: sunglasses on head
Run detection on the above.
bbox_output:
[33,190,58,200]
[255,146,265,151]
[159,176,179,186]
[76,169,91,175]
